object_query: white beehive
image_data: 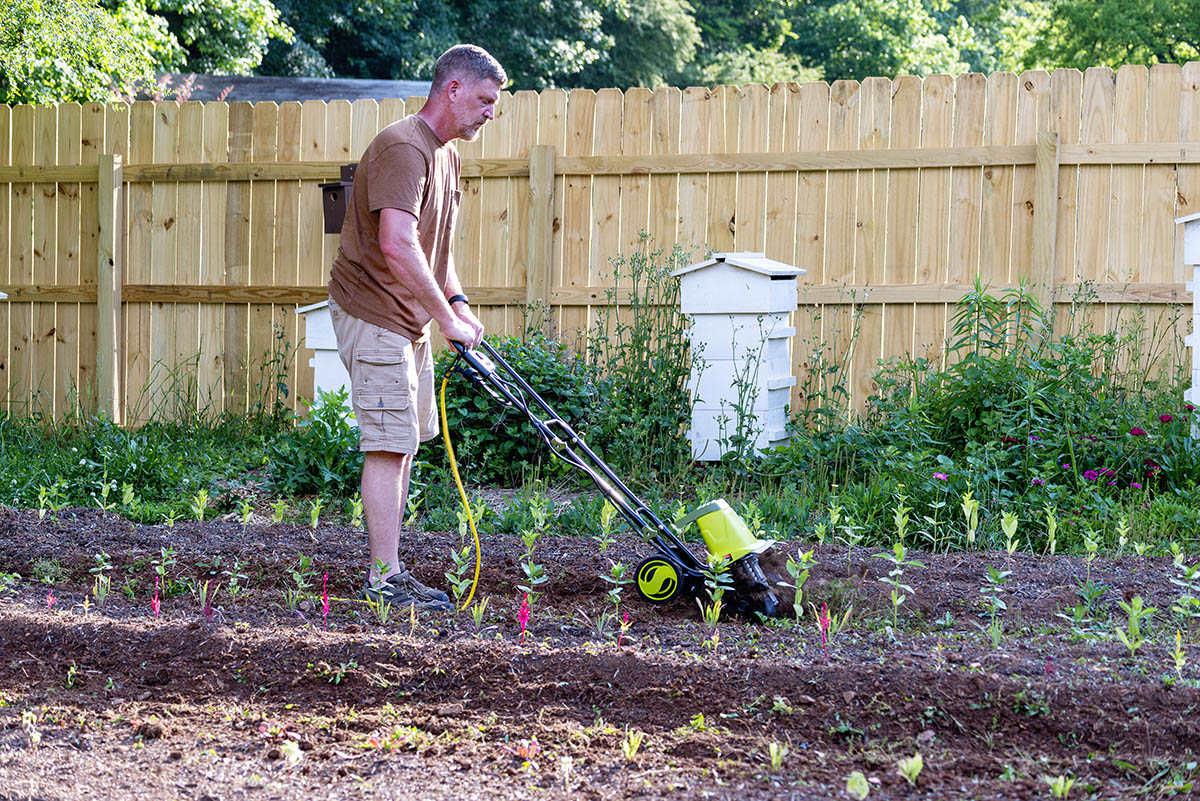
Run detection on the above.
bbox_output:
[296,300,355,425]
[1176,213,1200,438]
[671,252,804,460]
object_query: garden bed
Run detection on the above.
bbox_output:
[1,505,1198,799]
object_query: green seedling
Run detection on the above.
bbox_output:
[121,482,135,510]
[1044,774,1075,799]
[1043,504,1057,555]
[897,752,923,786]
[270,499,288,524]
[1133,540,1150,556]
[874,541,923,632]
[308,499,323,530]
[469,596,490,631]
[1115,514,1130,555]
[516,500,549,599]
[222,560,249,603]
[92,574,111,606]
[594,499,618,553]
[768,742,788,772]
[1083,535,1099,585]
[846,771,870,800]
[1172,542,1185,567]
[601,560,630,616]
[1172,629,1187,681]
[444,543,474,607]
[65,662,79,690]
[892,493,912,545]
[152,547,181,596]
[782,547,818,620]
[237,497,254,531]
[190,489,209,527]
[348,493,365,530]
[620,728,645,762]
[1171,563,1200,628]
[840,518,864,575]
[1056,578,1108,639]
[961,490,980,548]
[162,510,178,529]
[367,597,392,626]
[1001,510,1019,563]
[977,565,1011,648]
[1114,595,1156,658]
[698,554,732,635]
[37,482,67,521]
[95,479,116,512]
[825,500,842,546]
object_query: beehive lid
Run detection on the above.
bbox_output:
[296,299,330,315]
[669,251,805,279]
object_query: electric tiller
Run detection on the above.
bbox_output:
[445,340,782,620]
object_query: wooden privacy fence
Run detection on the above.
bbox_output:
[1,63,1198,425]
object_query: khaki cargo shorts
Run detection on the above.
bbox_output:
[328,298,438,454]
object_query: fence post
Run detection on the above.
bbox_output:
[97,153,123,425]
[526,144,556,334]
[1031,131,1060,314]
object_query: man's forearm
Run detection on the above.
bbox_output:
[384,246,459,328]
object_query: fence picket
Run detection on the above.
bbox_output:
[650,87,681,250]
[276,100,303,411]
[883,75,922,366]
[0,105,11,411]
[32,105,57,417]
[561,89,595,342]
[200,101,229,409]
[223,101,253,415]
[535,89,567,336]
[150,101,180,417]
[56,103,81,417]
[916,75,954,365]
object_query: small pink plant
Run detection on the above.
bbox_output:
[1160,414,1174,423]
[518,593,530,644]
[618,610,630,648]
[46,589,56,610]
[816,602,832,661]
[322,572,330,629]
[1130,426,1147,436]
[151,576,161,618]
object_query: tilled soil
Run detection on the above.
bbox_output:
[1,505,1198,800]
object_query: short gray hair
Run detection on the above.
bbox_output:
[430,45,506,93]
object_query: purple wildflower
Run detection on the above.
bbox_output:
[1130,427,1147,436]
[933,472,949,481]
[1160,414,1174,423]
[1031,478,1046,486]
[1131,482,1143,489]
[1083,469,1100,481]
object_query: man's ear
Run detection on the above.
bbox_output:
[444,77,463,101]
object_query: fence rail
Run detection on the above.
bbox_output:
[1,65,1197,425]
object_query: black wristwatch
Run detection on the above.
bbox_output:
[448,294,469,306]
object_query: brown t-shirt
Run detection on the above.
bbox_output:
[328,115,461,341]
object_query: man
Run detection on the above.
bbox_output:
[327,44,505,610]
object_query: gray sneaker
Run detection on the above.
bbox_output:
[360,570,453,611]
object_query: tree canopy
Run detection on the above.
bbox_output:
[9,0,1200,103]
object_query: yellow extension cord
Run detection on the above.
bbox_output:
[439,369,483,610]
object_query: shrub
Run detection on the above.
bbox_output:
[432,333,599,485]
[766,280,1199,550]
[268,388,363,497]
